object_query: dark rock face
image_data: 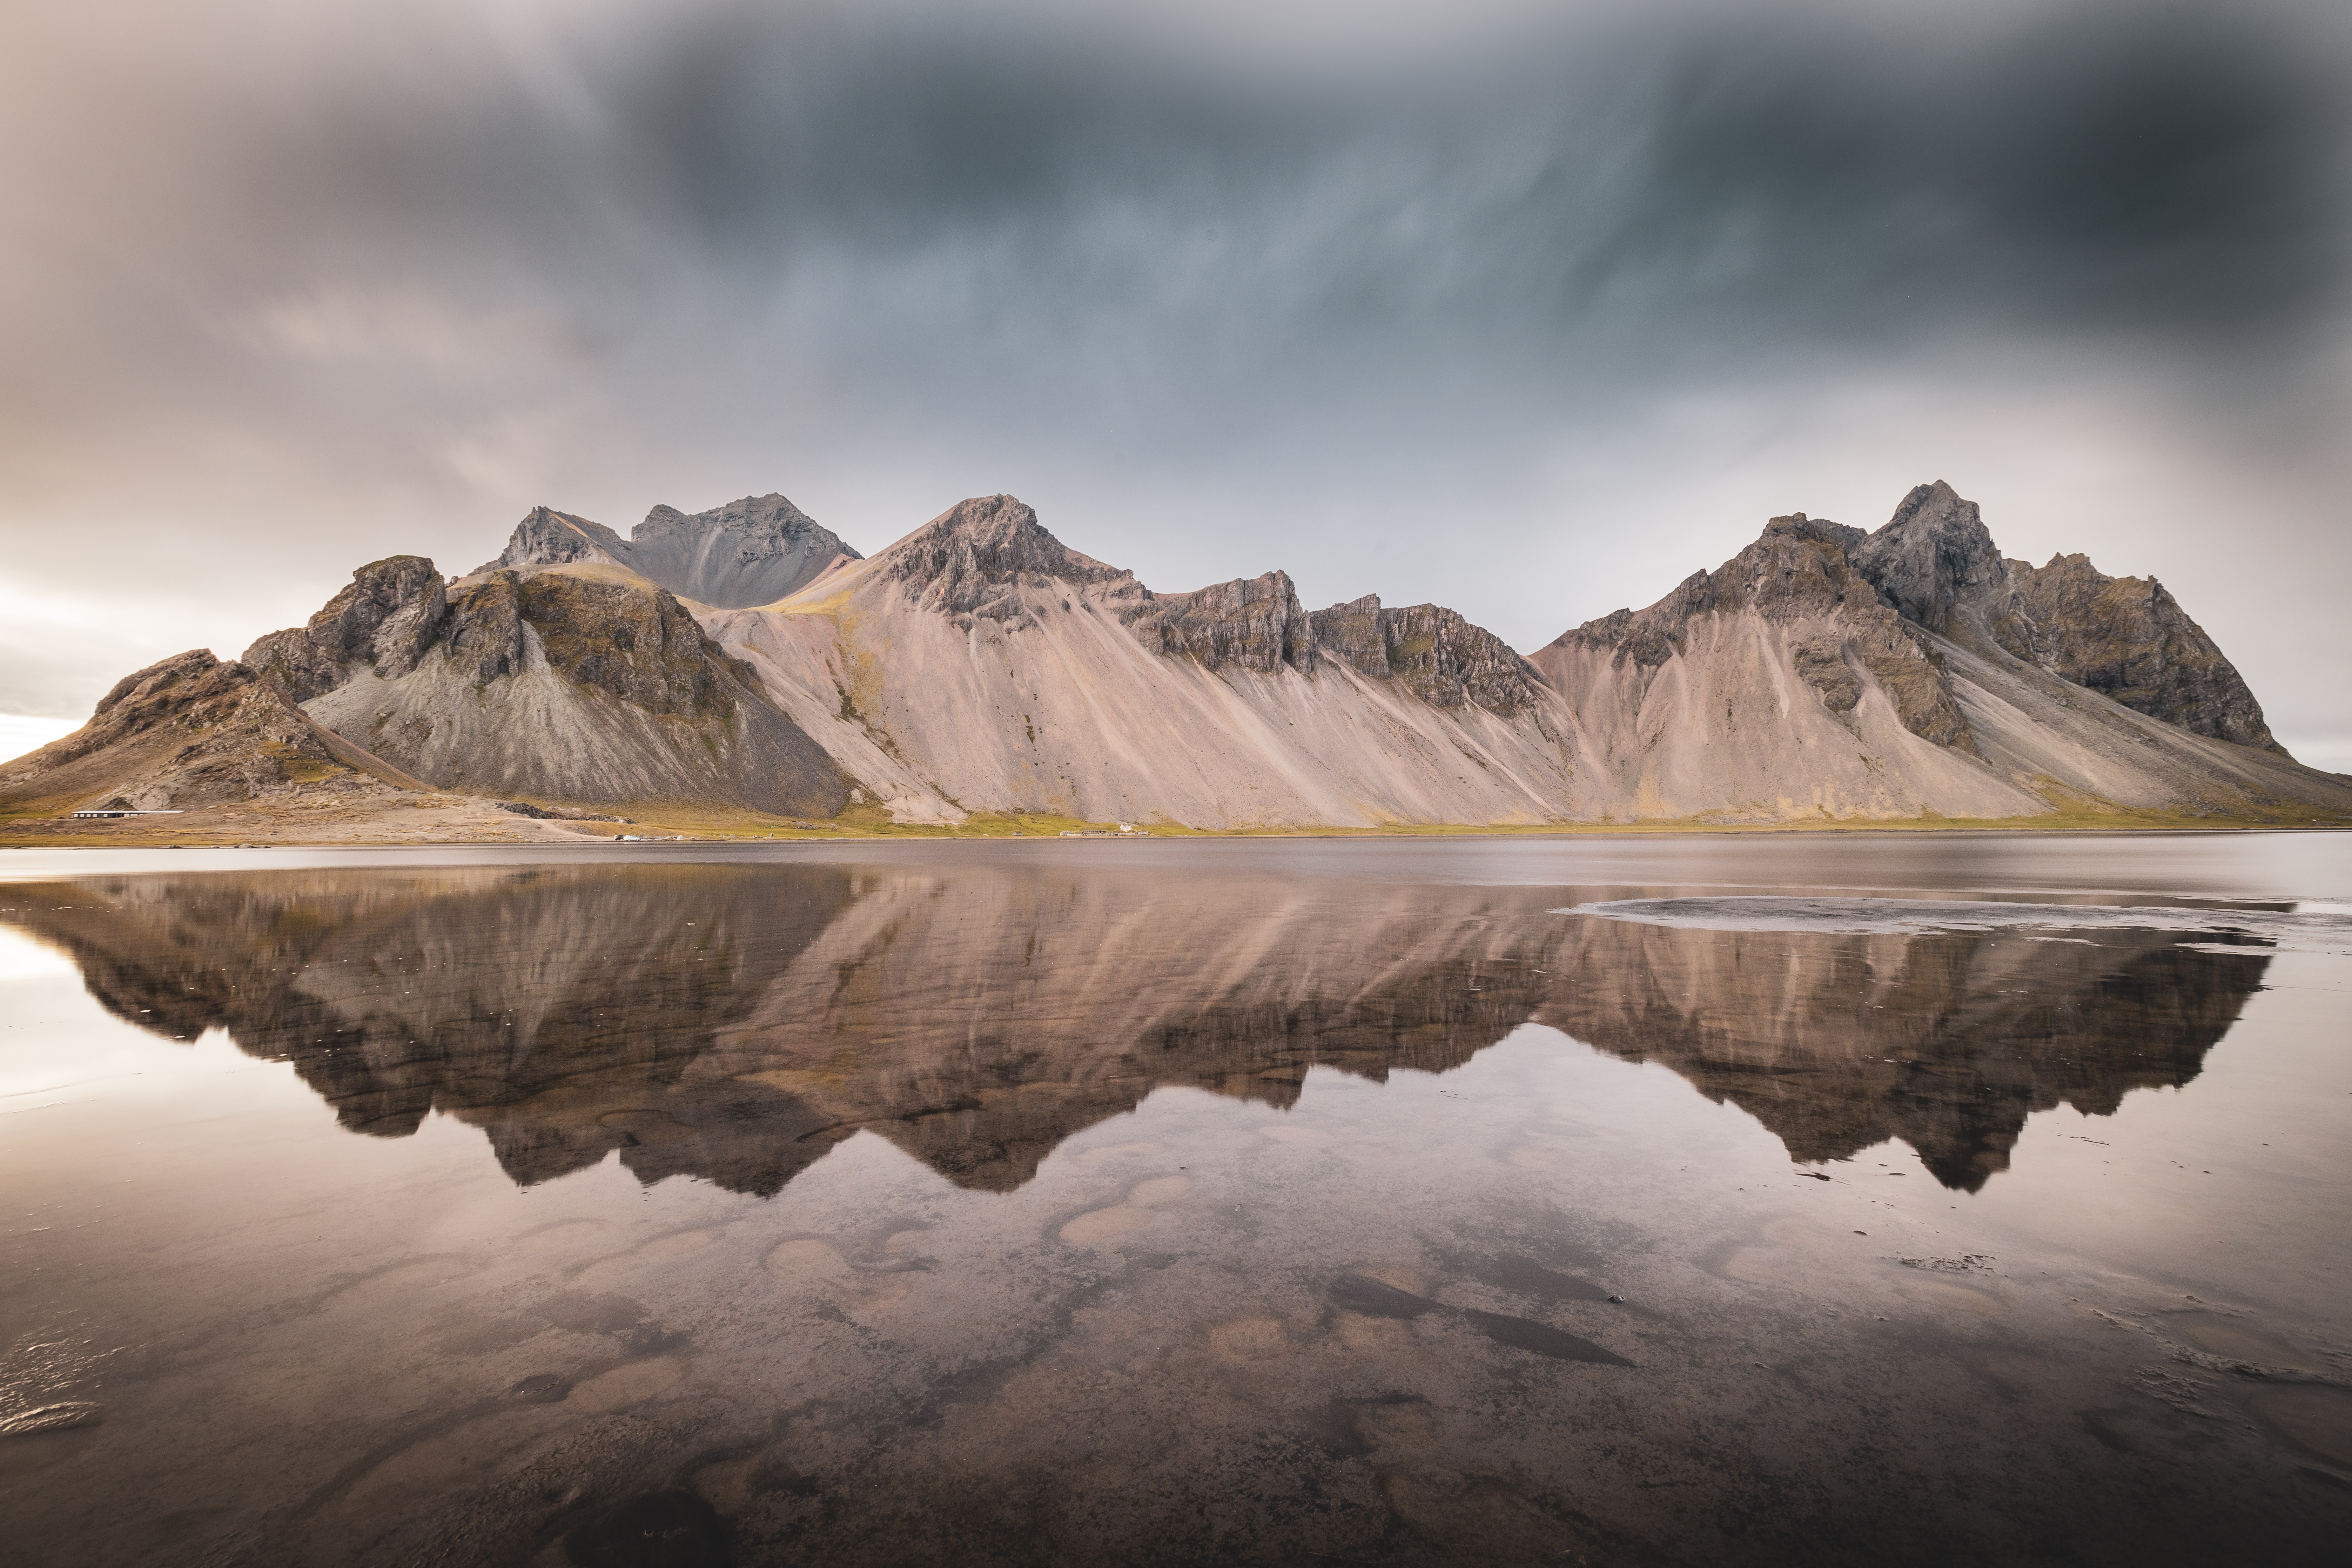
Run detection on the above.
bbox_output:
[1849,482,2015,639]
[328,569,846,816]
[442,571,526,684]
[236,628,350,706]
[1841,485,2277,750]
[1840,613,1975,751]
[304,555,450,669]
[2009,553,2279,751]
[240,555,449,701]
[1310,594,1387,676]
[517,574,737,717]
[0,650,419,812]
[1550,513,1974,750]
[1134,571,1322,675]
[638,493,818,545]
[478,495,860,609]
[1551,517,1868,668]
[1310,595,1549,716]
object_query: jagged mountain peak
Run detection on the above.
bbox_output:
[1851,481,2010,635]
[904,494,1091,558]
[478,507,627,574]
[475,492,860,610]
[244,554,451,704]
[876,494,1136,611]
[640,491,818,539]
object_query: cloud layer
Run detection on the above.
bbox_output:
[5,0,2348,762]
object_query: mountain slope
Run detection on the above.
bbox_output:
[244,556,847,815]
[476,493,860,609]
[0,648,425,816]
[705,494,1595,827]
[1529,484,2352,822]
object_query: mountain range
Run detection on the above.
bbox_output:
[6,480,2348,829]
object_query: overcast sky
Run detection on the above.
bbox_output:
[5,0,2348,766]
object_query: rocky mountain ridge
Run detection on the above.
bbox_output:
[867,494,1550,716]
[710,494,1593,826]
[6,478,2346,829]
[1531,480,2339,823]
[478,492,860,609]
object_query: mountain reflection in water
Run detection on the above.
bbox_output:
[0,865,2270,1194]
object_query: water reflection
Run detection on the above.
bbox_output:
[1541,920,2270,1189]
[0,866,2271,1194]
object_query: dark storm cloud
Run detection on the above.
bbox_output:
[1598,8,2342,341]
[522,6,2346,349]
[227,0,2348,420]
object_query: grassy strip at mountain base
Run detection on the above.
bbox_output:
[598,802,1212,840]
[4,791,2347,848]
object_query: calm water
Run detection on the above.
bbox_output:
[2,834,2349,1566]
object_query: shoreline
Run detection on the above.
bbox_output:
[5,813,2348,852]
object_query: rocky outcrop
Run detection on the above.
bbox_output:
[2007,553,2279,751]
[0,650,423,815]
[241,555,449,702]
[237,627,351,707]
[1309,595,1549,716]
[1131,571,1321,674]
[440,571,528,684]
[1827,484,2277,749]
[477,494,861,609]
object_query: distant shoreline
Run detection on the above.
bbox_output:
[6,812,2347,851]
